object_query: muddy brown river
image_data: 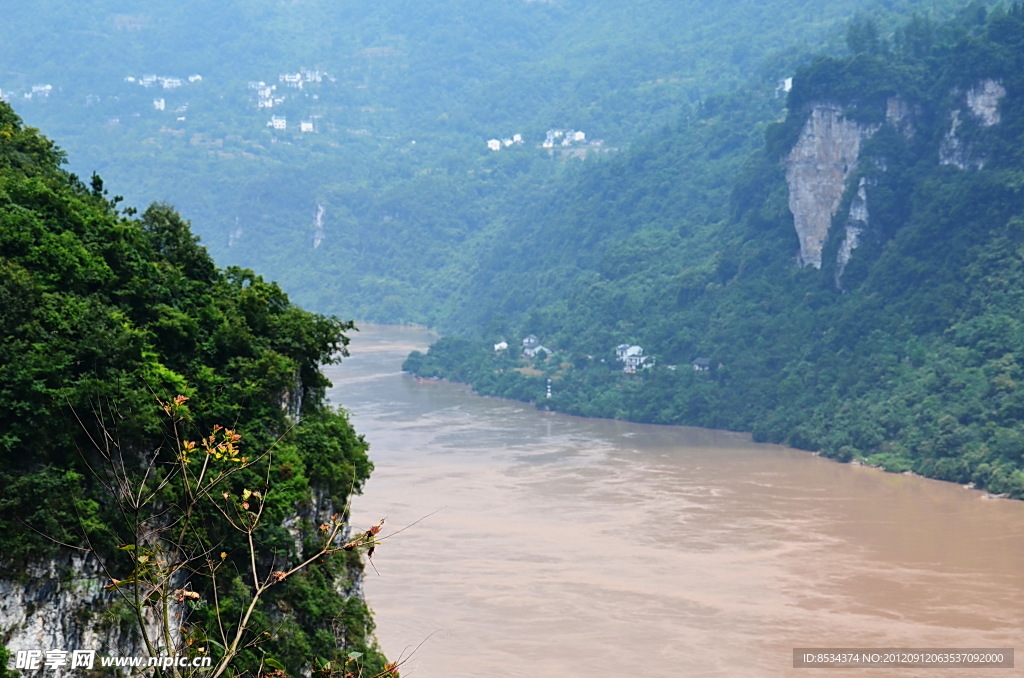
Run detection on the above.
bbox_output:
[325,325,1024,677]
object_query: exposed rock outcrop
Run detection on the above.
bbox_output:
[785,105,878,268]
[940,78,1006,170]
[2,489,361,669]
[0,552,150,664]
[967,78,1006,126]
[884,95,916,137]
[312,201,326,249]
[787,80,1003,278]
[835,177,870,288]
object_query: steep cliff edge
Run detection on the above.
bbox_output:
[940,78,1007,170]
[0,554,139,659]
[1,483,365,669]
[786,76,1006,281]
[834,177,870,287]
[785,104,878,269]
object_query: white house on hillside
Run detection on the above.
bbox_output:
[615,344,647,373]
[522,334,551,358]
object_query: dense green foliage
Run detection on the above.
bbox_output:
[0,0,988,326]
[407,5,1024,497]
[11,0,1022,672]
[0,103,383,674]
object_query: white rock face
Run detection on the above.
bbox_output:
[312,201,326,249]
[835,178,870,287]
[0,552,151,662]
[786,80,1003,276]
[967,79,1006,126]
[940,79,1005,169]
[0,492,356,667]
[885,95,915,137]
[785,105,878,268]
[940,109,972,169]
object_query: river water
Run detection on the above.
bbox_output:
[325,325,1024,678]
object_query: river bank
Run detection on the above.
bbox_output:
[328,325,1024,678]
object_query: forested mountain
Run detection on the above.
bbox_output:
[406,5,1024,497]
[0,103,385,674]
[0,0,984,323]
[4,0,1024,669]
[10,0,1024,671]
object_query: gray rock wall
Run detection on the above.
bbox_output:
[785,105,878,269]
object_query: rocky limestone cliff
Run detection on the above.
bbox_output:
[785,104,878,268]
[1,488,362,670]
[787,82,1002,278]
[940,78,1006,169]
[0,552,151,666]
[312,201,326,249]
[835,177,870,288]
[885,95,916,138]
[966,78,1006,126]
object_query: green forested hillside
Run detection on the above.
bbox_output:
[9,0,1023,671]
[0,103,384,674]
[407,5,1024,497]
[0,0,988,324]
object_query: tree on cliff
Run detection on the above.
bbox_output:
[0,100,390,675]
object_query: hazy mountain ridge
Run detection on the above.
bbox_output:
[0,0,986,324]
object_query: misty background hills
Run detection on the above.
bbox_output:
[0,0,985,322]
[7,0,1024,496]
[8,4,1024,671]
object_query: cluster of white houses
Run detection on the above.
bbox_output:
[265,116,317,132]
[493,335,552,357]
[521,335,551,358]
[485,129,595,152]
[250,69,328,110]
[495,336,712,373]
[1,83,56,102]
[279,68,326,88]
[8,68,331,134]
[123,74,202,121]
[543,129,586,148]
[247,69,329,133]
[3,73,201,113]
[125,74,203,89]
[486,134,524,151]
[152,98,189,121]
